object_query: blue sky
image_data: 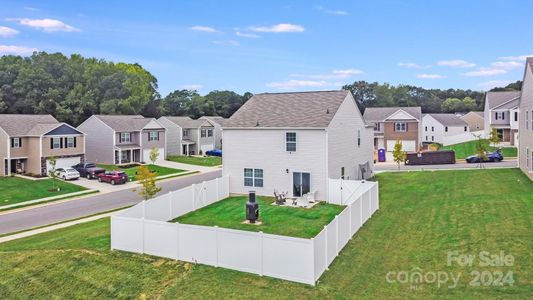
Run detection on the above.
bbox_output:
[1,0,532,96]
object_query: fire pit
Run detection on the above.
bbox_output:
[245,191,260,224]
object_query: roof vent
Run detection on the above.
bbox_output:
[256,120,260,127]
[326,108,330,114]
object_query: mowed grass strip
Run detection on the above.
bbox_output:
[442,140,517,159]
[172,196,345,238]
[0,169,531,299]
[0,177,86,206]
[97,164,185,180]
[166,155,222,167]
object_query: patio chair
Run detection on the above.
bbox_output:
[273,190,286,205]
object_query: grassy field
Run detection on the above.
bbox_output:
[0,177,86,206]
[442,140,518,159]
[1,169,531,299]
[167,155,222,167]
[172,196,345,238]
[97,164,185,180]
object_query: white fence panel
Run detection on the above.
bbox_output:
[111,217,143,252]
[204,179,218,205]
[143,220,178,259]
[217,228,262,273]
[326,219,338,265]
[218,176,229,199]
[177,224,217,265]
[144,194,171,221]
[327,179,342,205]
[370,184,379,215]
[262,234,315,285]
[442,130,484,146]
[362,191,371,223]
[313,229,327,281]
[170,186,194,217]
[119,204,143,218]
[337,208,351,250]
[350,197,362,235]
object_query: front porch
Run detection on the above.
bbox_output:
[181,140,196,156]
[114,146,141,165]
[4,157,28,176]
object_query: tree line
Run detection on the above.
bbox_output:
[0,52,522,126]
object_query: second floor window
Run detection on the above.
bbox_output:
[11,137,21,148]
[445,127,448,132]
[148,131,159,141]
[201,129,213,138]
[67,137,75,148]
[464,126,468,132]
[52,137,61,149]
[495,112,505,120]
[357,129,361,147]
[374,123,381,131]
[394,122,407,132]
[120,132,131,143]
[514,111,518,122]
[286,132,296,152]
[183,129,189,137]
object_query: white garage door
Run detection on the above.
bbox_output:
[143,148,165,164]
[386,140,416,152]
[200,143,215,154]
[46,156,81,174]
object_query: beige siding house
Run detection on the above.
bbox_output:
[222,90,374,201]
[519,57,533,180]
[460,111,484,131]
[0,114,85,176]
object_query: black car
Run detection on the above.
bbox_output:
[465,149,504,163]
[71,163,106,179]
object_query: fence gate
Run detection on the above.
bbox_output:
[328,179,368,205]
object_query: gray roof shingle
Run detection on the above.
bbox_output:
[200,116,227,126]
[162,116,213,128]
[485,91,520,109]
[0,114,59,136]
[94,115,160,132]
[426,113,468,126]
[224,90,350,128]
[363,107,422,122]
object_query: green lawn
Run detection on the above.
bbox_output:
[172,196,345,238]
[1,169,531,299]
[0,177,86,206]
[166,155,222,167]
[97,164,185,180]
[442,140,518,159]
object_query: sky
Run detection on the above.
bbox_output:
[1,0,532,97]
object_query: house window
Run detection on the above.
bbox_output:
[425,135,428,141]
[11,137,21,148]
[121,150,128,162]
[52,137,61,149]
[286,132,296,152]
[374,123,381,131]
[183,129,189,137]
[66,137,75,148]
[527,111,529,130]
[514,111,518,122]
[431,136,434,142]
[244,168,263,187]
[341,167,345,179]
[445,127,448,132]
[394,122,407,132]
[464,126,468,132]
[431,126,434,132]
[148,131,159,141]
[425,126,427,132]
[495,112,504,120]
[120,132,131,143]
[208,129,213,137]
[357,129,361,147]
[201,129,207,138]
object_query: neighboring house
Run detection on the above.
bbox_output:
[422,114,470,145]
[199,116,227,149]
[222,90,374,201]
[484,91,521,145]
[78,115,165,164]
[363,106,422,152]
[460,111,485,132]
[158,116,216,156]
[0,114,85,176]
[519,57,533,181]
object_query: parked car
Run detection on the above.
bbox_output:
[465,150,503,163]
[72,163,105,179]
[97,171,128,185]
[55,168,80,180]
[205,149,222,157]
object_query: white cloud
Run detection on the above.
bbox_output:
[398,62,431,69]
[316,5,348,15]
[491,61,523,69]
[7,18,79,32]
[0,26,19,37]
[478,80,513,89]
[462,68,507,77]
[180,84,202,90]
[249,23,304,33]
[292,68,364,80]
[0,45,38,55]
[235,31,260,38]
[212,40,240,46]
[267,80,332,89]
[498,54,533,61]
[437,60,476,68]
[190,25,218,33]
[417,74,446,79]
[331,69,364,77]
[23,6,40,11]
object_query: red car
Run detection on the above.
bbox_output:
[97,170,128,185]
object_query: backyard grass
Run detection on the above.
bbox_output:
[442,140,518,159]
[97,164,185,180]
[166,155,222,167]
[0,169,531,299]
[0,177,86,206]
[172,196,345,238]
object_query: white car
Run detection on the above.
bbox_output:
[55,168,80,180]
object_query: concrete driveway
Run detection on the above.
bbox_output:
[72,177,132,193]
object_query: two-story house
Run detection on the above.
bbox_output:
[519,57,533,181]
[158,116,216,156]
[222,90,374,200]
[484,91,520,145]
[199,116,227,149]
[460,111,485,132]
[363,107,422,152]
[0,114,85,176]
[78,115,165,164]
[421,114,469,145]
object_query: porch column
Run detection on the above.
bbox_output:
[129,149,133,163]
[118,150,122,164]
[6,159,10,176]
[187,144,190,156]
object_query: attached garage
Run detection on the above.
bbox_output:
[200,143,215,154]
[386,140,416,152]
[46,156,81,174]
[143,148,165,164]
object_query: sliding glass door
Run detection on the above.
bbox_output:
[293,172,310,197]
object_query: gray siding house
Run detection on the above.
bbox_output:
[158,116,216,156]
[78,115,165,164]
[484,91,520,145]
[222,90,374,201]
[200,116,227,149]
[519,57,533,181]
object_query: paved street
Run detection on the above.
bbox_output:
[374,159,517,172]
[0,170,222,235]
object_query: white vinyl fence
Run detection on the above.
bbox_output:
[111,176,379,285]
[442,130,485,146]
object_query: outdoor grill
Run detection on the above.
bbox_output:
[246,191,259,223]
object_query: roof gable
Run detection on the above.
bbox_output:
[363,107,422,122]
[486,91,520,109]
[385,109,417,121]
[44,124,83,136]
[0,114,58,136]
